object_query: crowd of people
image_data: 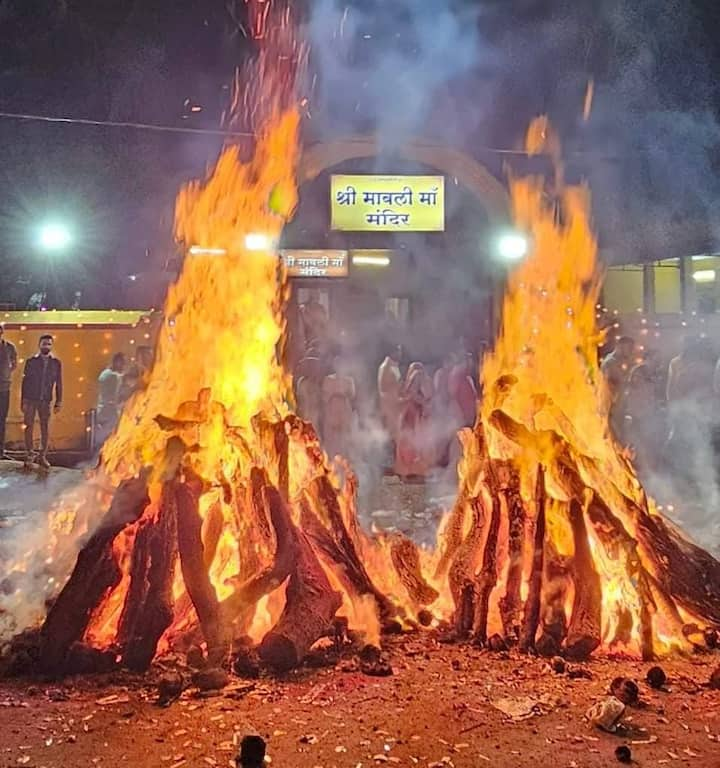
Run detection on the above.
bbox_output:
[601,333,720,498]
[292,297,720,496]
[0,328,63,468]
[0,322,154,466]
[291,293,483,478]
[94,346,154,445]
[378,347,479,477]
[294,341,481,478]
[4,306,720,499]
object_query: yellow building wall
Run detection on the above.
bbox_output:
[1,310,158,452]
[653,261,682,313]
[602,268,644,313]
[685,256,720,313]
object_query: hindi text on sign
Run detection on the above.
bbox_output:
[330,175,445,232]
[280,250,349,278]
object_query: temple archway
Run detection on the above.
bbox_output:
[298,136,510,225]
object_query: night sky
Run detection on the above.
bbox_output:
[1,0,719,307]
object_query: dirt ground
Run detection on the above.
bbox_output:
[2,468,720,767]
[1,634,719,768]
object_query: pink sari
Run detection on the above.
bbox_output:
[395,364,435,477]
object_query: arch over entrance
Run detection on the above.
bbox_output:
[298,136,510,225]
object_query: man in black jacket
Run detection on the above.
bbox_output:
[21,334,62,468]
[0,323,18,458]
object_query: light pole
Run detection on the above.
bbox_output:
[496,231,529,262]
[38,222,72,252]
[36,221,72,306]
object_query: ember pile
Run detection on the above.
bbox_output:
[4,11,720,679]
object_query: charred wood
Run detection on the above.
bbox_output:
[274,420,289,499]
[473,484,502,644]
[435,424,488,580]
[635,508,720,627]
[537,542,570,657]
[519,466,546,652]
[175,471,229,665]
[221,475,296,635]
[65,642,118,675]
[39,474,150,673]
[389,534,439,606]
[118,485,178,671]
[449,497,485,638]
[304,476,394,618]
[259,487,342,671]
[201,500,225,571]
[586,494,657,659]
[564,499,602,660]
[434,491,470,581]
[499,469,526,640]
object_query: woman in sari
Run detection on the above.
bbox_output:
[377,344,403,440]
[394,362,435,478]
[321,354,356,459]
[295,356,324,436]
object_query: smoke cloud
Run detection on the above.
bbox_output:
[305,0,487,146]
[304,0,720,254]
[299,1,720,554]
[0,472,99,647]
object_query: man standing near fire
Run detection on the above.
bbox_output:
[96,352,126,446]
[21,334,63,469]
[601,335,635,438]
[0,323,18,458]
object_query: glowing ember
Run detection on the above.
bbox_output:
[3,16,720,679]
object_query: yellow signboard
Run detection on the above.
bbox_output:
[331,175,445,232]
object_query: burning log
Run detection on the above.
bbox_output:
[435,424,487,581]
[518,466,546,652]
[274,420,289,498]
[499,468,526,640]
[536,542,570,657]
[39,473,150,673]
[449,497,485,638]
[259,487,342,671]
[635,511,720,627]
[434,490,470,581]
[160,497,224,651]
[564,499,602,659]
[303,476,395,619]
[222,471,296,635]
[252,416,290,497]
[202,500,226,571]
[117,485,178,671]
[389,535,439,607]
[229,467,277,586]
[175,471,230,665]
[472,478,502,644]
[586,494,657,659]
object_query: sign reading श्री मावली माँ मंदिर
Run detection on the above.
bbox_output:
[330,175,445,232]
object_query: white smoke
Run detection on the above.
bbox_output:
[0,469,99,646]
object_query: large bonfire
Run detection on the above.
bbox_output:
[3,10,720,678]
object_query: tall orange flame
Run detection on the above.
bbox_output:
[101,22,305,486]
[7,41,720,671]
